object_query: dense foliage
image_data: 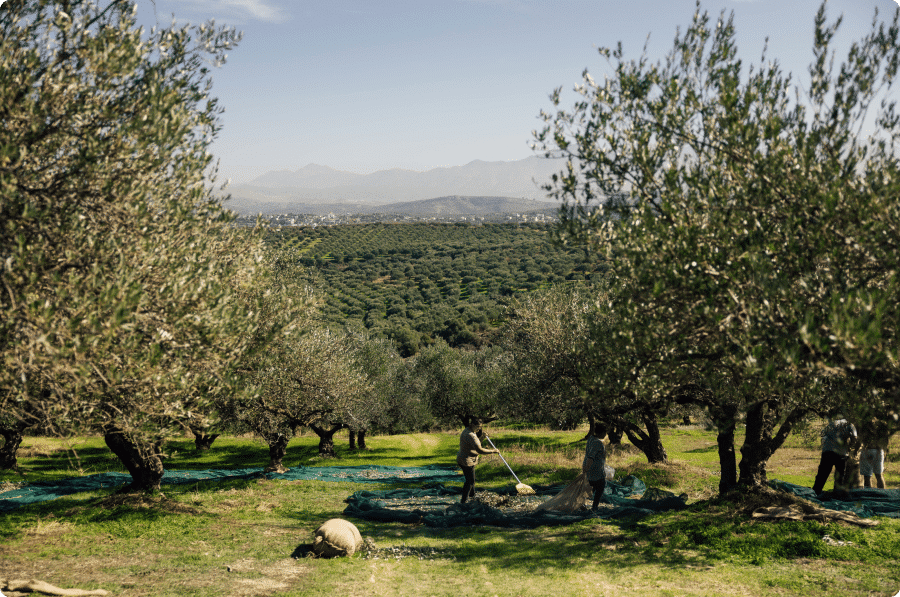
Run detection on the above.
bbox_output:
[267,222,603,356]
[535,1,900,490]
[0,0,281,489]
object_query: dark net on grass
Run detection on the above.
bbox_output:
[343,475,690,528]
[0,465,462,512]
[769,479,900,519]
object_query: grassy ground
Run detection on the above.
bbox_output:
[1,426,899,597]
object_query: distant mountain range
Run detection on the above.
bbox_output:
[220,156,565,215]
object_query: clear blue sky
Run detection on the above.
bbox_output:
[134,0,900,185]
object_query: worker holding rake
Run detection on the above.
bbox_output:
[583,422,608,510]
[457,417,499,503]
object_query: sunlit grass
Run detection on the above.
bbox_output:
[2,425,900,596]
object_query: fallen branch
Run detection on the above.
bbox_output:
[1,579,109,597]
[751,505,879,528]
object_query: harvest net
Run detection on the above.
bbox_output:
[0,464,461,512]
[342,475,690,528]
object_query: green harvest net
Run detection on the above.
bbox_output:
[4,464,897,525]
[342,475,692,528]
[768,479,900,519]
[0,464,460,512]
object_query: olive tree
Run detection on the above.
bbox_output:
[500,282,673,462]
[216,249,369,469]
[499,284,594,429]
[0,0,269,490]
[343,334,412,449]
[412,340,505,429]
[534,1,900,490]
[224,324,370,470]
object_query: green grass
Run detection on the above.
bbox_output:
[2,426,900,596]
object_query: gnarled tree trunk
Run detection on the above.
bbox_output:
[708,403,739,494]
[0,422,28,470]
[103,427,165,492]
[310,423,346,457]
[349,428,368,451]
[737,401,808,490]
[614,410,668,464]
[607,420,625,445]
[583,416,624,445]
[715,423,738,494]
[264,434,290,473]
[190,426,220,451]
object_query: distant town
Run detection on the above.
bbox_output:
[232,208,559,228]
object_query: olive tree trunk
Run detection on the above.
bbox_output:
[607,420,625,445]
[310,424,346,457]
[264,434,290,473]
[349,428,368,451]
[707,403,739,494]
[0,422,28,470]
[103,427,165,492]
[190,426,220,451]
[736,401,808,490]
[614,410,668,464]
[358,428,367,450]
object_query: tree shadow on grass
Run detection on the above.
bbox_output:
[486,434,575,452]
[0,489,217,538]
[345,516,724,572]
[10,445,122,478]
[684,446,718,453]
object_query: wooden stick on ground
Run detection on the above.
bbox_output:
[2,579,109,597]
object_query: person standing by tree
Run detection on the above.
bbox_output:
[583,421,608,510]
[813,418,858,495]
[456,418,498,504]
[859,418,890,489]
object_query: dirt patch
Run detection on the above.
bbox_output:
[215,499,245,512]
[229,558,311,596]
[24,519,75,537]
[254,501,277,513]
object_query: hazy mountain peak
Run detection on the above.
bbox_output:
[225,156,566,213]
[296,163,339,173]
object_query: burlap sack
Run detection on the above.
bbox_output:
[312,518,363,557]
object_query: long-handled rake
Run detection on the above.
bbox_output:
[483,435,536,495]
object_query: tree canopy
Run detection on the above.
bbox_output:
[534,1,900,489]
[0,0,271,489]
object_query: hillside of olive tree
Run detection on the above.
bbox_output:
[268,222,603,356]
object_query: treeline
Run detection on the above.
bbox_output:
[268,222,603,355]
